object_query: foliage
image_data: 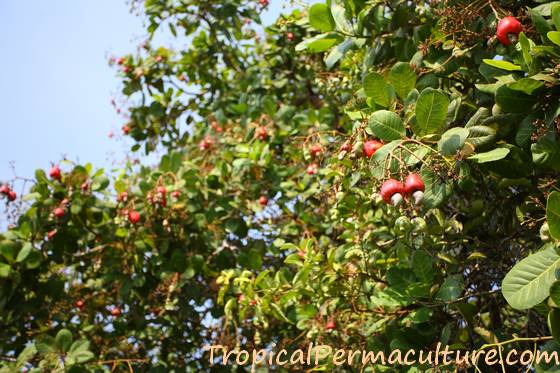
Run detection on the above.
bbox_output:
[2,0,560,371]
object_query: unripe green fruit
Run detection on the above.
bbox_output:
[540,222,551,242]
[492,103,502,116]
[394,216,413,235]
[411,217,428,233]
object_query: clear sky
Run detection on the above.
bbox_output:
[0,1,302,184]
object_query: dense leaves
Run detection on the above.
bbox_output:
[1,0,560,372]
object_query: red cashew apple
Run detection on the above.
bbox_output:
[306,163,318,175]
[259,195,268,206]
[380,179,405,206]
[122,125,130,134]
[47,230,57,240]
[128,210,141,224]
[256,126,268,140]
[0,185,9,195]
[156,186,167,195]
[287,32,295,41]
[310,144,322,157]
[404,173,425,206]
[7,191,17,202]
[50,165,62,181]
[111,307,122,317]
[76,300,85,309]
[326,320,336,331]
[496,16,522,46]
[54,207,65,219]
[364,140,383,158]
[199,136,213,151]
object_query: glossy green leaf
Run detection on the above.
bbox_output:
[547,192,560,241]
[55,329,73,353]
[413,88,450,136]
[388,62,416,100]
[438,127,469,156]
[309,3,336,32]
[482,59,523,71]
[436,275,463,302]
[363,72,394,107]
[368,110,405,141]
[548,31,560,47]
[468,148,510,163]
[495,85,538,113]
[502,244,560,310]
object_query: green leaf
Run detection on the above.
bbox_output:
[549,309,560,342]
[420,167,452,208]
[548,31,560,47]
[55,329,73,353]
[16,344,37,368]
[519,33,533,68]
[530,7,553,37]
[532,139,560,170]
[368,110,405,141]
[550,281,560,306]
[16,243,32,263]
[0,262,11,278]
[295,33,341,53]
[35,336,56,355]
[412,251,434,283]
[438,127,469,156]
[69,340,90,354]
[468,148,510,163]
[436,275,463,302]
[413,88,450,136]
[324,38,354,69]
[67,350,95,364]
[466,125,497,150]
[495,85,538,113]
[0,240,16,263]
[388,62,416,100]
[547,192,560,241]
[309,3,335,32]
[330,0,353,35]
[508,78,544,95]
[502,244,560,310]
[553,5,560,30]
[270,303,293,324]
[536,341,560,373]
[91,175,110,191]
[363,72,394,107]
[482,59,523,71]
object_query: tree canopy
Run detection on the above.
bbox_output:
[2,0,560,371]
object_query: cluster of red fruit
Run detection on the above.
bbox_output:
[0,184,16,203]
[120,185,180,225]
[380,174,425,207]
[199,135,214,151]
[304,139,383,176]
[147,186,169,207]
[75,300,122,317]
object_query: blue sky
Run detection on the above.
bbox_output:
[0,1,301,184]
